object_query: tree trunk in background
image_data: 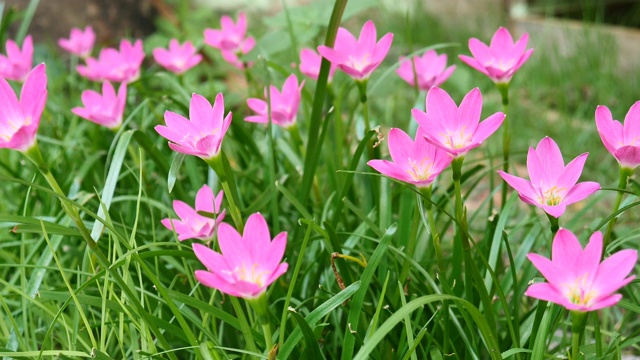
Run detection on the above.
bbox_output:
[4,0,158,44]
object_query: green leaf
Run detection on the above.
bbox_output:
[278,281,361,359]
[341,224,397,360]
[289,309,323,360]
[168,152,186,193]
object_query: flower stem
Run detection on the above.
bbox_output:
[356,80,371,134]
[24,143,97,248]
[497,82,510,207]
[451,157,474,302]
[419,186,444,273]
[206,155,244,232]
[249,294,274,353]
[571,311,588,360]
[603,166,632,249]
[546,213,559,237]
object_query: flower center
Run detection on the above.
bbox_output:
[539,186,565,206]
[406,157,434,182]
[0,116,29,142]
[562,274,598,307]
[348,53,371,72]
[440,127,471,150]
[233,262,270,287]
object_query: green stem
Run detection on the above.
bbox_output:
[497,82,510,208]
[249,294,273,353]
[289,123,305,157]
[603,166,632,249]
[298,0,348,205]
[546,213,560,237]
[451,157,474,303]
[206,155,244,232]
[571,311,587,360]
[356,80,371,134]
[278,221,313,346]
[419,186,443,273]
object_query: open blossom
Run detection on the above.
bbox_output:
[77,39,145,83]
[153,39,202,74]
[498,137,600,218]
[459,27,533,84]
[526,229,637,311]
[58,26,95,58]
[412,87,505,158]
[0,35,33,82]
[204,12,255,69]
[155,93,232,160]
[0,64,47,151]
[162,185,225,241]
[396,50,456,91]
[72,81,126,129]
[368,128,453,188]
[192,212,288,299]
[595,102,640,169]
[299,48,337,82]
[317,20,393,81]
[245,74,304,128]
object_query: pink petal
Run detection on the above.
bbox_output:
[370,32,393,66]
[527,253,565,285]
[243,212,272,260]
[543,203,566,218]
[458,55,490,77]
[356,20,377,59]
[555,153,588,190]
[263,231,287,271]
[551,228,582,269]
[524,282,567,305]
[594,249,637,295]
[623,101,640,144]
[489,27,515,53]
[534,137,565,183]
[562,181,600,205]
[575,231,603,284]
[425,87,457,130]
[497,171,538,204]
[368,160,413,184]
[195,270,243,298]
[470,111,505,145]
[468,38,492,64]
[588,294,623,311]
[614,146,640,169]
[217,222,247,269]
[195,184,215,213]
[189,93,213,129]
[456,88,482,129]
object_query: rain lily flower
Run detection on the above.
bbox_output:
[459,27,533,84]
[204,12,255,69]
[317,20,393,81]
[162,185,226,241]
[526,229,637,311]
[155,92,232,160]
[153,39,202,74]
[77,39,145,83]
[412,87,505,158]
[0,63,47,152]
[595,102,640,170]
[368,128,453,188]
[72,81,127,129]
[58,26,95,58]
[192,212,288,299]
[396,50,456,91]
[299,48,337,82]
[0,35,33,82]
[245,74,304,128]
[498,137,600,218]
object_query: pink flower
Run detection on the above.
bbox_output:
[412,87,505,158]
[498,137,600,218]
[72,81,127,129]
[77,39,145,83]
[204,12,255,69]
[58,26,95,58]
[396,50,456,91]
[192,212,288,299]
[0,63,47,152]
[367,128,453,188]
[153,39,202,74]
[155,93,232,160]
[595,102,640,170]
[245,74,304,128]
[162,185,226,241]
[459,27,533,84]
[299,48,337,82]
[0,35,33,82]
[526,229,637,311]
[317,20,393,81]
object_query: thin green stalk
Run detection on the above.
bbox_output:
[278,220,314,346]
[419,187,443,273]
[497,82,510,207]
[398,198,421,283]
[298,0,348,205]
[593,311,602,357]
[451,157,474,303]
[249,294,273,353]
[603,167,632,248]
[546,213,559,237]
[206,155,244,232]
[356,80,371,134]
[571,311,587,360]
